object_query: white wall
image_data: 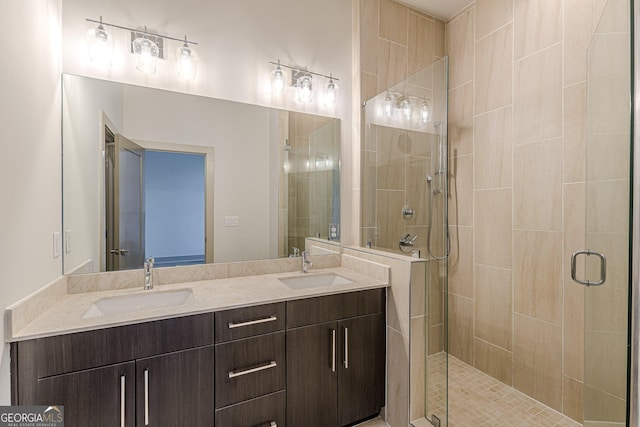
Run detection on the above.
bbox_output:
[62,75,124,273]
[61,0,354,244]
[0,0,62,403]
[123,85,273,262]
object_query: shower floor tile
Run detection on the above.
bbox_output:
[432,354,582,427]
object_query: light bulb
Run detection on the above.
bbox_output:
[383,93,395,118]
[297,74,313,103]
[420,100,431,125]
[132,30,159,74]
[271,61,286,96]
[176,38,198,79]
[87,18,113,67]
[400,98,412,121]
[325,76,338,106]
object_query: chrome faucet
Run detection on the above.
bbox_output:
[302,251,313,274]
[144,257,154,290]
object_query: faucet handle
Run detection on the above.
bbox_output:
[145,257,154,271]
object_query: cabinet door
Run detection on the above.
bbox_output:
[337,313,385,426]
[136,346,214,427]
[38,361,135,427]
[286,322,338,427]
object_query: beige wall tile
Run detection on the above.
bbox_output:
[563,376,584,423]
[514,44,563,144]
[474,189,512,269]
[474,338,513,385]
[586,133,631,182]
[564,0,596,86]
[586,285,628,333]
[361,72,379,103]
[361,150,376,227]
[428,323,444,355]
[376,127,406,190]
[513,314,563,411]
[592,0,629,34]
[514,0,562,60]
[475,264,512,350]
[584,384,627,423]
[449,154,473,227]
[585,232,628,290]
[360,0,379,75]
[584,331,627,400]
[563,183,586,281]
[375,190,405,250]
[410,261,427,317]
[429,259,445,326]
[434,19,445,58]
[586,180,630,235]
[514,230,563,324]
[378,39,408,92]
[445,7,474,89]
[474,106,512,190]
[475,24,513,115]
[448,82,474,158]
[387,327,410,427]
[587,69,631,135]
[408,12,435,76]
[410,316,426,421]
[448,293,474,365]
[564,279,585,382]
[513,139,562,231]
[564,83,587,183]
[380,0,408,45]
[449,225,473,298]
[475,0,513,40]
[406,155,430,227]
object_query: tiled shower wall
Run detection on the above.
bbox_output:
[445,0,614,422]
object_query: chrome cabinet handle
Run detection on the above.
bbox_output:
[331,329,336,373]
[571,249,606,287]
[144,368,149,426]
[228,361,277,379]
[343,327,349,369]
[120,375,126,427]
[228,316,277,329]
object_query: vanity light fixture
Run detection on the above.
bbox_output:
[269,60,339,105]
[383,92,396,118]
[87,16,114,66]
[85,18,199,78]
[176,36,198,79]
[400,98,413,121]
[420,100,431,125]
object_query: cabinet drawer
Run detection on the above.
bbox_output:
[215,302,285,343]
[215,390,285,427]
[287,289,385,328]
[215,332,285,408]
[37,313,214,378]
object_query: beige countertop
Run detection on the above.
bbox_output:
[8,266,388,342]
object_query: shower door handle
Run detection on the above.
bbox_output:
[571,249,606,287]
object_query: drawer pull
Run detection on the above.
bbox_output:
[228,360,277,379]
[228,316,278,329]
[343,327,349,369]
[144,368,149,425]
[331,329,336,373]
[120,375,126,427]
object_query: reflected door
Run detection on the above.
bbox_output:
[105,131,145,271]
[575,0,632,425]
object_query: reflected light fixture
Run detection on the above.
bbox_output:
[176,36,198,79]
[400,98,413,121]
[383,93,395,118]
[271,60,287,96]
[132,27,159,74]
[420,100,431,125]
[87,16,114,66]
[297,73,313,103]
[325,74,338,106]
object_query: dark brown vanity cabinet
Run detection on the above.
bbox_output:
[286,289,386,427]
[214,302,286,427]
[11,314,214,427]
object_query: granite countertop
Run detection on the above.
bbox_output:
[9,266,388,342]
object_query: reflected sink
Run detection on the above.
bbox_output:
[279,273,353,290]
[82,289,195,319]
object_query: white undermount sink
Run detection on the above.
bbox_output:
[82,289,195,319]
[279,273,353,290]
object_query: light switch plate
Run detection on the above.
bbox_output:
[53,232,62,258]
[224,216,239,227]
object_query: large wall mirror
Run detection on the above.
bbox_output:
[62,74,341,275]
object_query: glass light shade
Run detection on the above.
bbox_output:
[420,100,431,125]
[87,25,114,67]
[271,65,286,96]
[297,74,313,103]
[176,44,198,79]
[400,98,413,121]
[325,78,338,106]
[132,36,159,74]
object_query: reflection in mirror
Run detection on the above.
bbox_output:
[62,74,341,275]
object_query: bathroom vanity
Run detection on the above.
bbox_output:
[8,262,388,427]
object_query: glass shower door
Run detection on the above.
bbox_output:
[578,0,631,425]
